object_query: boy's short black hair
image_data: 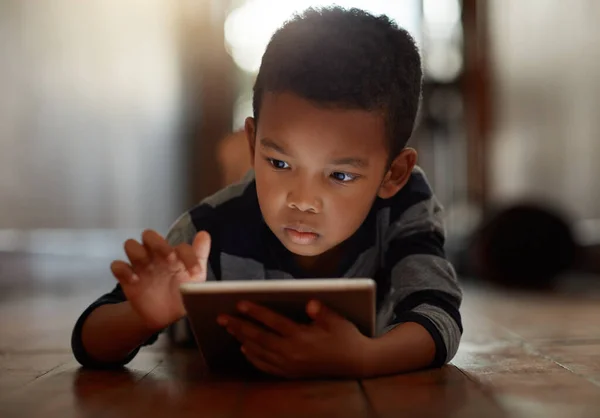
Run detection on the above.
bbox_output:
[252,6,423,158]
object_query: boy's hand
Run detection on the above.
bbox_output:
[110,230,211,332]
[217,300,371,379]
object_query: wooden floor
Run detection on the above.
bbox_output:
[1,253,600,418]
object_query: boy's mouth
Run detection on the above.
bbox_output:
[283,225,320,245]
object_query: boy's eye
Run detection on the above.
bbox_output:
[331,172,357,182]
[267,158,290,170]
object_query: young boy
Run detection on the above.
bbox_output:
[72,7,462,379]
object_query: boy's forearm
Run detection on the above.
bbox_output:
[360,322,437,377]
[81,302,161,365]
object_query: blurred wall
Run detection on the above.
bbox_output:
[488,0,600,221]
[0,0,186,234]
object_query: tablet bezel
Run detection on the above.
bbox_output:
[179,278,376,293]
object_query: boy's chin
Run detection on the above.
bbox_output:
[290,248,326,258]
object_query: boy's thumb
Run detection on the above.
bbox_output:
[192,231,211,263]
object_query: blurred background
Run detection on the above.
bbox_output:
[1,0,599,289]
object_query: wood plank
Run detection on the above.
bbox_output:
[0,373,38,395]
[453,305,600,418]
[455,344,600,418]
[96,349,247,418]
[135,350,369,418]
[361,366,509,418]
[0,352,72,396]
[97,375,246,418]
[238,379,371,418]
[0,352,164,418]
[533,342,600,386]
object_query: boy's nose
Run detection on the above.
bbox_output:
[287,181,322,213]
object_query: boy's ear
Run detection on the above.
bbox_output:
[244,117,257,167]
[378,148,418,199]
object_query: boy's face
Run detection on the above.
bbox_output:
[245,92,415,259]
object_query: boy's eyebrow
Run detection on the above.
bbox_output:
[331,157,369,168]
[259,138,289,155]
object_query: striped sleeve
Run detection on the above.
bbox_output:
[377,176,463,367]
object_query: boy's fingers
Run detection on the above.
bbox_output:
[124,239,150,268]
[306,300,344,329]
[220,316,282,351]
[174,244,203,279]
[234,301,298,337]
[243,351,287,378]
[241,340,284,368]
[110,260,139,284]
[193,231,211,270]
[141,230,175,261]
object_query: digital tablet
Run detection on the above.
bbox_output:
[179,278,376,373]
